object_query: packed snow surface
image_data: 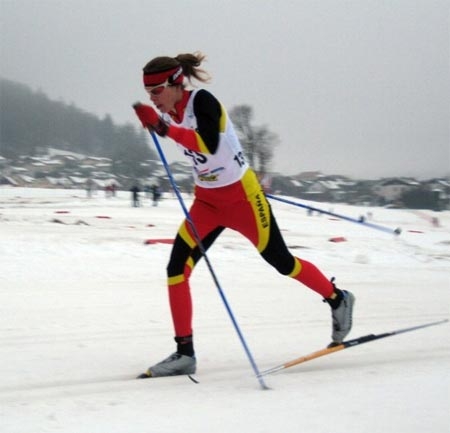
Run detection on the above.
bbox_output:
[1,187,449,433]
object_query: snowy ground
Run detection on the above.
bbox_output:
[0,187,449,433]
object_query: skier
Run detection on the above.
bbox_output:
[133,52,355,378]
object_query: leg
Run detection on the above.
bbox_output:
[256,206,355,344]
[227,183,334,298]
[141,206,224,378]
[166,225,224,342]
[225,172,355,345]
[259,208,335,298]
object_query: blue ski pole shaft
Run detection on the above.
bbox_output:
[265,194,401,236]
[146,129,269,389]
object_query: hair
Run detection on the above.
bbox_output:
[143,52,210,85]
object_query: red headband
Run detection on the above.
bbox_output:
[143,66,184,87]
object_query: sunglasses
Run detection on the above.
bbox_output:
[145,80,171,96]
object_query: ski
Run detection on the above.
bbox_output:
[258,318,448,377]
[136,370,200,384]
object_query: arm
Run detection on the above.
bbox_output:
[133,90,222,154]
[166,90,221,154]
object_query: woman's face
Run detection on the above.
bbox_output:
[147,84,182,113]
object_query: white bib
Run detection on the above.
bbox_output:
[163,90,249,188]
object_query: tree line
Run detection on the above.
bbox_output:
[0,78,156,176]
[0,78,279,176]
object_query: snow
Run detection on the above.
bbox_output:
[0,187,449,433]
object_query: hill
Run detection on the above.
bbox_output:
[0,78,156,175]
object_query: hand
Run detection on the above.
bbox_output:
[132,103,168,136]
[133,103,158,127]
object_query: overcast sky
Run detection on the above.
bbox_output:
[1,0,449,179]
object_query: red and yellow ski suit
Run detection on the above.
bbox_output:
[162,89,334,337]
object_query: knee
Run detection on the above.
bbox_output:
[261,250,295,275]
[167,260,183,278]
[167,260,193,279]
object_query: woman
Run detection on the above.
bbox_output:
[133,52,355,378]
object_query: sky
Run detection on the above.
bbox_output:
[1,0,449,179]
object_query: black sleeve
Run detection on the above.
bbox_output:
[192,89,222,154]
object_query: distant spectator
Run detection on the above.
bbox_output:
[85,178,94,198]
[110,182,117,197]
[151,184,162,206]
[105,184,113,198]
[130,184,141,207]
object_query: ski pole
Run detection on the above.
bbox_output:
[142,125,269,390]
[265,194,401,236]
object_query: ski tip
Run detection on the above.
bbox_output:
[188,375,199,384]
